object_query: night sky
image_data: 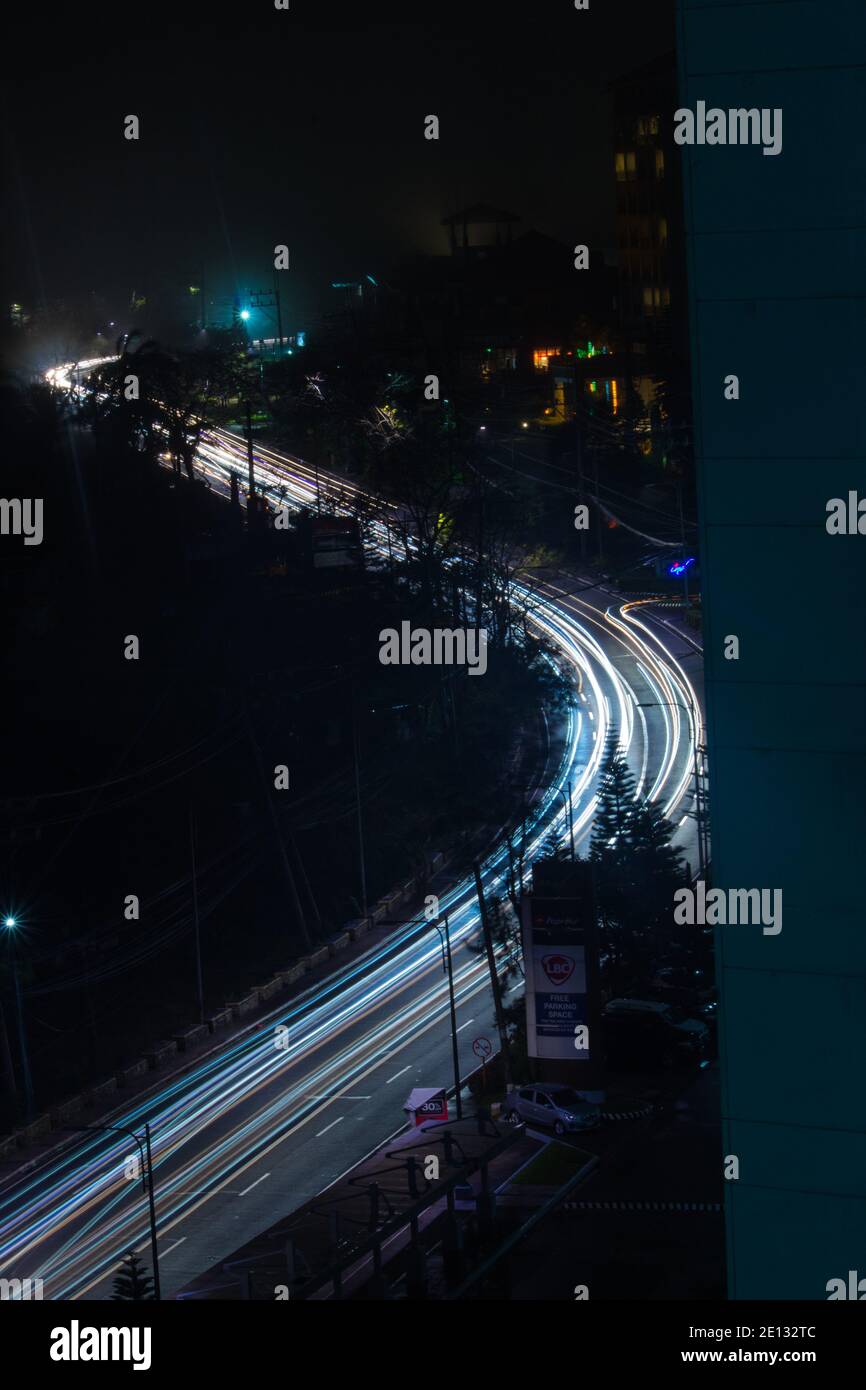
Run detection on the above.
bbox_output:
[3,1,673,334]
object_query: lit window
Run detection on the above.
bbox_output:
[626,152,637,177]
[658,218,668,246]
[649,115,659,135]
[615,152,625,181]
[655,149,665,177]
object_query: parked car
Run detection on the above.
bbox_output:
[602,997,708,1068]
[502,1083,601,1136]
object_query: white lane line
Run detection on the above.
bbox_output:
[160,1237,187,1259]
[315,1117,345,1138]
[455,1019,475,1034]
[305,1094,370,1101]
[238,1172,270,1196]
[385,1065,411,1085]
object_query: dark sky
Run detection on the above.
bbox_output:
[2,0,674,333]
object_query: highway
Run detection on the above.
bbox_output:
[0,371,704,1299]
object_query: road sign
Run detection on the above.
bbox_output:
[472,1036,493,1061]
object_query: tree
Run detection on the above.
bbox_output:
[590,733,637,864]
[111,1250,155,1301]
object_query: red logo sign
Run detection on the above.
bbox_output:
[541,953,575,986]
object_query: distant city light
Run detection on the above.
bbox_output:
[240,310,251,321]
[4,917,16,929]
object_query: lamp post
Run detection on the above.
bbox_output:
[430,914,463,1120]
[380,913,464,1119]
[68,1121,161,1300]
[636,696,708,878]
[3,917,34,1120]
[552,780,575,860]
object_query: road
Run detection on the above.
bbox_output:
[0,380,704,1299]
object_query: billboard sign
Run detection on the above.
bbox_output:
[522,893,595,1062]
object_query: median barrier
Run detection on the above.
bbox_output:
[172,1024,209,1052]
[116,1058,149,1086]
[143,1040,179,1069]
[88,1077,118,1107]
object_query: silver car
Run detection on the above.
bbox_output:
[503,1083,601,1135]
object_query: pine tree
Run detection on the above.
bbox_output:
[628,797,685,949]
[590,733,637,863]
[111,1250,155,1301]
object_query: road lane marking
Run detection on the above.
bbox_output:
[160,1237,187,1258]
[315,1117,344,1138]
[305,1094,370,1101]
[455,1019,475,1033]
[385,1065,411,1085]
[238,1173,270,1196]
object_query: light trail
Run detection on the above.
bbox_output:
[0,363,703,1299]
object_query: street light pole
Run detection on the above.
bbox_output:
[432,915,463,1120]
[68,1121,161,1300]
[637,697,707,878]
[553,781,575,860]
[3,918,33,1120]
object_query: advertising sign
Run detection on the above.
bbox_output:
[522,887,597,1063]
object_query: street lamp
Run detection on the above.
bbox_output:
[3,915,34,1120]
[636,697,708,878]
[379,914,463,1120]
[67,1122,161,1300]
[430,915,463,1121]
[551,780,576,860]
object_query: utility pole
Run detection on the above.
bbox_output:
[244,399,255,517]
[189,803,204,1025]
[576,426,587,563]
[678,480,690,610]
[593,452,604,564]
[472,862,513,1088]
[246,713,312,950]
[352,694,369,921]
[273,267,284,356]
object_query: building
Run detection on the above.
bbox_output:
[678,0,866,1298]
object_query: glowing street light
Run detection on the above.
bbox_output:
[4,917,16,929]
[240,309,251,321]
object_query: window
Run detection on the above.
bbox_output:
[655,148,665,178]
[614,151,637,181]
[658,217,668,247]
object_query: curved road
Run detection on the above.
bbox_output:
[0,380,704,1299]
